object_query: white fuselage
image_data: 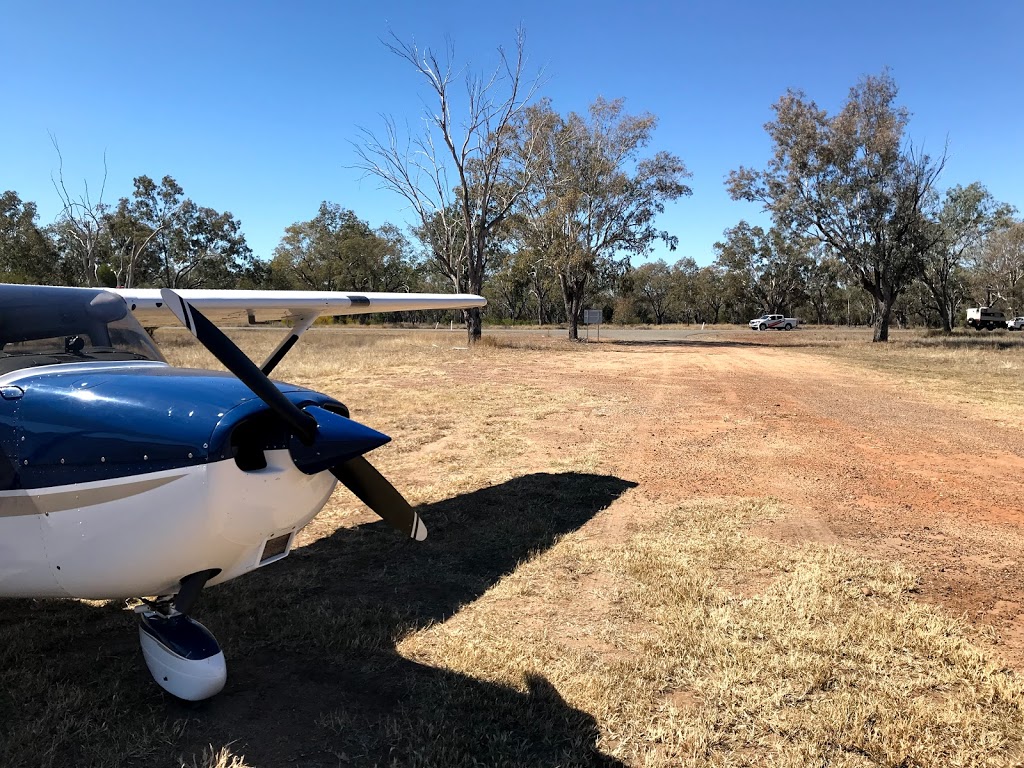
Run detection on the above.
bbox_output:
[0,450,336,599]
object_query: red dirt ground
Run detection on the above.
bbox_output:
[473,331,1024,666]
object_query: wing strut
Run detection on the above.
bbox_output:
[260,312,320,375]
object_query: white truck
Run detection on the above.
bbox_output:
[966,307,1007,330]
[1007,316,1024,331]
[749,313,800,331]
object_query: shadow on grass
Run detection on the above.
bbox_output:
[0,472,635,768]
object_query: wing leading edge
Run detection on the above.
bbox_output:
[111,289,486,326]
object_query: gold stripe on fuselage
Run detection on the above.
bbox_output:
[0,474,187,517]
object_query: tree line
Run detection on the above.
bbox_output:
[2,35,1020,343]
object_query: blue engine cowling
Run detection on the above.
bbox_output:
[0,363,345,491]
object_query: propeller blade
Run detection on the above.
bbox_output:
[162,290,425,541]
[331,456,427,541]
[161,289,317,444]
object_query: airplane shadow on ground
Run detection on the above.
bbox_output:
[0,472,636,768]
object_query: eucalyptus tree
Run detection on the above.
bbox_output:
[690,265,727,324]
[106,175,184,288]
[713,221,810,314]
[355,30,543,343]
[518,97,691,339]
[803,251,845,324]
[727,72,944,341]
[921,183,1015,331]
[0,191,61,284]
[160,200,252,289]
[272,203,385,291]
[486,248,534,322]
[632,260,675,324]
[50,138,109,286]
[973,220,1024,314]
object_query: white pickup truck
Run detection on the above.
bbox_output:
[749,314,800,331]
[1007,317,1024,331]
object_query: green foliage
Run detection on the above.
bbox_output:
[971,219,1024,317]
[270,202,420,293]
[517,97,692,338]
[713,221,811,315]
[919,183,1016,331]
[0,191,63,284]
[728,71,944,341]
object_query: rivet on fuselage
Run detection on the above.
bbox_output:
[60,458,65,464]
[144,455,148,460]
[101,457,106,463]
[188,453,193,459]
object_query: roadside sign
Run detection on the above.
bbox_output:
[583,309,602,341]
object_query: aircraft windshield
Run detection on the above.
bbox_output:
[0,285,166,374]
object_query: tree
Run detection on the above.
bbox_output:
[690,265,727,324]
[0,191,62,284]
[50,138,109,286]
[526,253,559,325]
[107,175,185,288]
[714,221,810,314]
[356,30,542,343]
[272,203,379,291]
[973,221,1024,314]
[519,98,692,339]
[160,200,252,288]
[727,72,945,341]
[803,251,845,324]
[633,260,673,324]
[920,184,1014,332]
[271,205,422,299]
[486,248,534,322]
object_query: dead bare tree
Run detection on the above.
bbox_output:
[50,135,109,287]
[355,30,543,343]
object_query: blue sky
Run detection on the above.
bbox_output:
[2,1,1021,268]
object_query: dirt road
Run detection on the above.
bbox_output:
[477,333,1024,664]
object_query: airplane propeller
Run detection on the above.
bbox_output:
[161,289,427,541]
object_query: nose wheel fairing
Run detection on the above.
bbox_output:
[139,612,227,701]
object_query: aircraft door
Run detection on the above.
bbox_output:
[0,385,22,490]
[0,384,60,598]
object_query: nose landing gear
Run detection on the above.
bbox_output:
[135,569,226,701]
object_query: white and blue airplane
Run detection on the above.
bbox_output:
[0,283,485,700]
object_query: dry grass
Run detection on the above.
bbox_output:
[2,327,1023,766]
[785,329,1024,424]
[403,496,1024,766]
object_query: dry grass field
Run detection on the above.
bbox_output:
[3,325,1024,767]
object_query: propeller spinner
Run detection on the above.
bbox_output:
[161,289,427,541]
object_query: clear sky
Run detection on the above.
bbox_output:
[2,1,1021,267]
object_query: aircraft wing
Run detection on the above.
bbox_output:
[110,289,486,326]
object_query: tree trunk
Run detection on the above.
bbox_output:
[566,294,582,340]
[872,293,895,342]
[922,279,954,333]
[938,301,953,334]
[464,307,482,344]
[560,273,586,341]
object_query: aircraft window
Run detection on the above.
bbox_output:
[0,286,166,372]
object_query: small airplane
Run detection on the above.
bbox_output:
[0,283,485,700]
